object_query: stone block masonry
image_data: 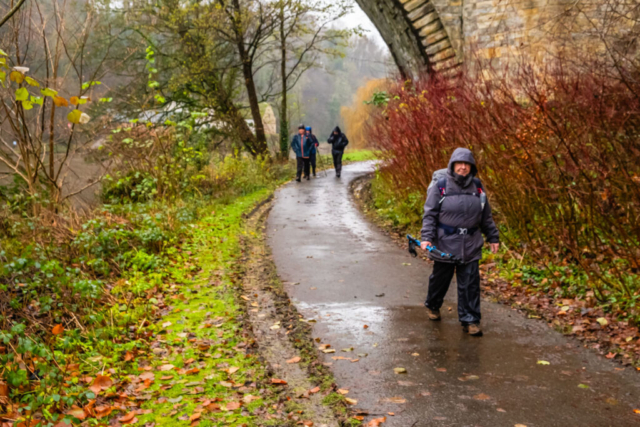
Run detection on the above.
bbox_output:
[356,0,639,74]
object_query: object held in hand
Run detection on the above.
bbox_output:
[407,235,461,264]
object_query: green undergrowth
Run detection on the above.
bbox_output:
[317,149,378,169]
[0,155,294,425]
[341,149,378,163]
[368,171,422,234]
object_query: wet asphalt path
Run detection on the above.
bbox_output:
[267,162,640,427]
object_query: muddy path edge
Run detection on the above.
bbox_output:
[239,196,354,426]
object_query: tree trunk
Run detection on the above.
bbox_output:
[239,52,269,156]
[214,80,264,157]
[231,0,269,157]
[279,3,289,158]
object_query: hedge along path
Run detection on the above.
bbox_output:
[121,189,300,427]
[239,200,340,427]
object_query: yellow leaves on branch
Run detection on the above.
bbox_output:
[4,65,91,124]
[24,76,39,87]
[53,96,69,107]
[70,96,88,105]
[9,70,24,84]
[67,109,91,124]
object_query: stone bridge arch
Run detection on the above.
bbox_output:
[355,0,461,76]
[356,0,631,77]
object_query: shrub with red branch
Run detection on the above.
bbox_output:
[369,60,640,315]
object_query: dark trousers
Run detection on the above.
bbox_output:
[296,157,310,180]
[310,151,317,175]
[425,261,481,324]
[332,151,343,176]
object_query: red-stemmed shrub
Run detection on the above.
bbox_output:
[370,59,640,307]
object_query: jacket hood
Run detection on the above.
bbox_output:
[332,126,342,134]
[448,148,478,177]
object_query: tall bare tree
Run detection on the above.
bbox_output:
[213,0,277,156]
[274,0,356,157]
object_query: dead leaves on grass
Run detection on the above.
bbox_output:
[88,375,113,395]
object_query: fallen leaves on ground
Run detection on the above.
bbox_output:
[118,411,138,425]
[224,401,241,411]
[393,367,407,374]
[66,406,87,420]
[271,378,287,385]
[52,324,64,335]
[537,360,550,365]
[287,356,301,364]
[159,364,175,371]
[382,396,406,404]
[337,389,349,395]
[88,375,113,395]
[345,397,358,405]
[366,417,386,426]
[473,393,490,401]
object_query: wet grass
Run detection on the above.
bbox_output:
[317,149,379,171]
[132,189,284,425]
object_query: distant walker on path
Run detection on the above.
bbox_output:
[306,126,320,178]
[421,148,500,336]
[327,126,349,178]
[291,124,312,182]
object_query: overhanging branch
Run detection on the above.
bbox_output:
[0,0,28,29]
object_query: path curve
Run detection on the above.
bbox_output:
[267,162,640,427]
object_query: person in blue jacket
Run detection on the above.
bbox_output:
[306,127,320,178]
[291,125,312,182]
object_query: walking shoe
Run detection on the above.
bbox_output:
[296,178,301,182]
[426,308,441,321]
[462,323,469,333]
[467,323,483,336]
[306,176,310,181]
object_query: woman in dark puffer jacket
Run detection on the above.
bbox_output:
[421,148,500,336]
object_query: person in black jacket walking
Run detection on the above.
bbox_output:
[421,148,500,336]
[327,126,348,178]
